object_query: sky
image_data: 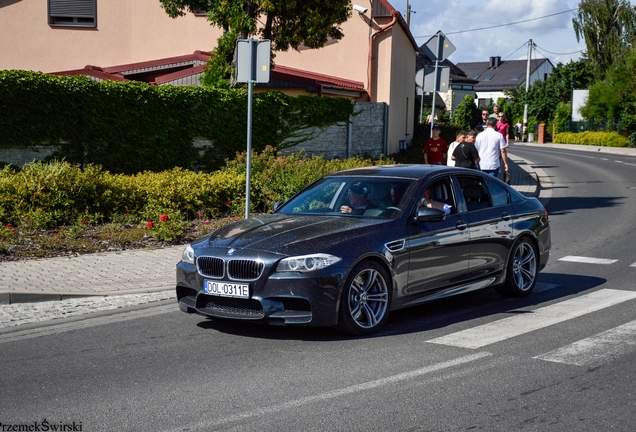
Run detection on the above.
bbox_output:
[400,0,586,65]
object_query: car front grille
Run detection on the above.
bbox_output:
[197,256,224,278]
[197,295,264,318]
[228,259,264,280]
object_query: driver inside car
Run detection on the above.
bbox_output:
[418,188,452,215]
[340,185,378,214]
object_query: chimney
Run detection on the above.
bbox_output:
[494,56,501,68]
[489,56,495,68]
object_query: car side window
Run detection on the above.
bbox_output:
[457,176,491,212]
[421,177,457,215]
[484,178,510,207]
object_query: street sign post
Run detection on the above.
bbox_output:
[419,31,455,136]
[416,66,450,123]
[235,39,271,219]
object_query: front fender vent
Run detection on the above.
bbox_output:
[385,239,405,252]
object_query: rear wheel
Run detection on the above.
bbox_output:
[336,261,391,336]
[496,237,538,297]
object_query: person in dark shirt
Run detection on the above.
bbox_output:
[452,130,481,170]
[340,185,378,214]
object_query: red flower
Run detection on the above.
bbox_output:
[146,221,155,228]
[159,214,169,222]
[198,212,204,219]
[125,212,130,216]
[6,223,12,228]
[226,200,232,205]
[82,219,88,225]
[204,220,210,225]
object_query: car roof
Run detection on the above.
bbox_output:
[325,164,467,180]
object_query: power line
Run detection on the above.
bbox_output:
[414,8,579,38]
[534,44,584,56]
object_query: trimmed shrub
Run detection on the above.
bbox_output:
[553,131,628,147]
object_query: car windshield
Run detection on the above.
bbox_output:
[276,177,416,218]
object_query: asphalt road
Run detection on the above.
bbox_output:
[3,145,636,431]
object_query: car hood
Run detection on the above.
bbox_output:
[198,213,392,255]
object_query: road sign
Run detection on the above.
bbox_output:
[235,39,271,83]
[416,66,450,94]
[420,31,455,62]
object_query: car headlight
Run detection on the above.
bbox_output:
[182,245,195,264]
[276,253,341,273]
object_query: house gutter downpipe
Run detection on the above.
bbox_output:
[368,10,398,101]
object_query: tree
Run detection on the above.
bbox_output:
[503,59,594,124]
[581,47,636,121]
[451,95,480,130]
[159,0,352,86]
[573,0,636,80]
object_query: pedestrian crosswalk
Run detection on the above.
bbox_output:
[558,255,636,268]
[426,288,636,367]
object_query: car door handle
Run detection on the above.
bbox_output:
[456,221,468,230]
[501,212,511,221]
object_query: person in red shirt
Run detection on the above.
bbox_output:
[423,124,448,165]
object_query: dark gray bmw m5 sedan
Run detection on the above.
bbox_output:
[176,165,550,335]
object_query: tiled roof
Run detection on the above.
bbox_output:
[50,51,366,96]
[455,57,553,91]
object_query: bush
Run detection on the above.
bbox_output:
[553,131,629,147]
[0,150,395,228]
[0,71,355,174]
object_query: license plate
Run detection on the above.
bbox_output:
[204,280,250,298]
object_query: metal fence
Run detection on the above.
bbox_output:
[566,119,624,133]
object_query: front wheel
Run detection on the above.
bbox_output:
[336,261,391,336]
[496,237,538,297]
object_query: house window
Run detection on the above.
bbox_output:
[472,74,480,80]
[484,74,494,81]
[194,1,209,15]
[49,0,96,27]
[512,73,523,80]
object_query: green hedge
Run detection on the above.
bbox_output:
[553,131,629,147]
[0,148,394,228]
[0,70,355,173]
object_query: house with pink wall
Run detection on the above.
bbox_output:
[0,0,417,155]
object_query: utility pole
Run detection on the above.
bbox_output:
[522,39,532,142]
[407,1,411,27]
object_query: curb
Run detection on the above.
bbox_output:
[0,285,175,305]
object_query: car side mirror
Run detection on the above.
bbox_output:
[272,201,284,213]
[416,207,447,222]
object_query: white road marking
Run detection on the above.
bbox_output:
[630,262,636,268]
[166,352,492,430]
[427,289,636,349]
[559,255,618,265]
[535,320,636,366]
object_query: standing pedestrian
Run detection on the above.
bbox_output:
[452,130,481,170]
[475,117,508,177]
[489,104,500,119]
[447,130,465,167]
[514,120,522,142]
[496,112,510,146]
[423,124,448,165]
[477,109,489,128]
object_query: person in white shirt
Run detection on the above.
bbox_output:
[447,130,465,167]
[475,117,508,178]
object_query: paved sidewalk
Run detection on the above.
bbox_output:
[0,157,540,304]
